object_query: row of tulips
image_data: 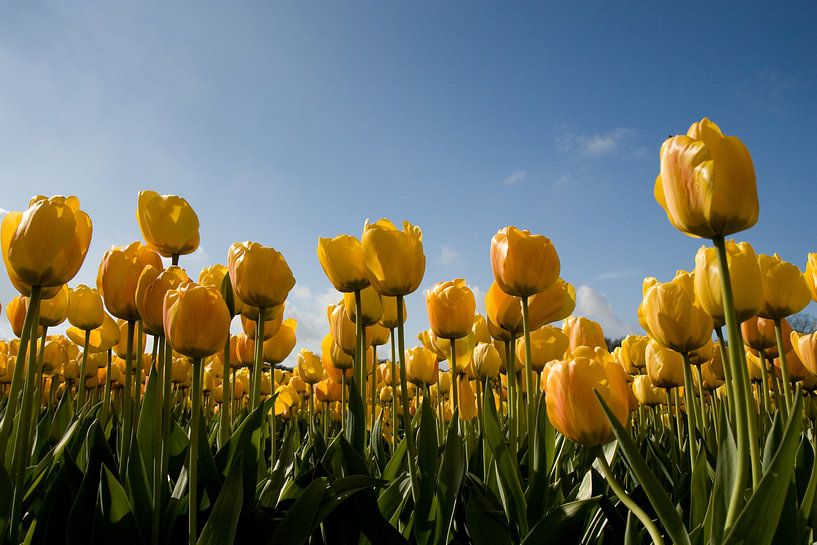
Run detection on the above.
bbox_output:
[2,117,817,545]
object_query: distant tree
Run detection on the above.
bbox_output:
[606,337,625,351]
[789,313,817,334]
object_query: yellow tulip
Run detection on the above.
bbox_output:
[693,240,762,326]
[473,342,501,379]
[361,219,425,296]
[328,302,357,356]
[227,241,295,310]
[198,263,245,317]
[453,376,477,421]
[366,322,390,347]
[698,360,725,391]
[241,305,284,340]
[640,271,713,354]
[315,379,342,403]
[527,278,576,329]
[263,319,297,365]
[758,253,811,319]
[321,333,353,376]
[296,349,323,385]
[545,355,630,447]
[67,284,104,331]
[316,235,371,292]
[490,226,560,297]
[343,285,383,326]
[380,296,407,329]
[619,335,649,373]
[38,284,69,327]
[113,319,146,359]
[654,118,758,238]
[163,283,231,359]
[741,315,791,357]
[484,281,523,334]
[772,348,809,382]
[791,331,817,376]
[805,254,817,302]
[633,375,664,406]
[405,346,438,385]
[136,265,191,336]
[2,195,92,292]
[136,190,200,258]
[515,325,569,371]
[645,339,685,389]
[6,296,43,338]
[472,314,491,345]
[562,316,607,355]
[426,279,476,339]
[97,241,163,321]
[67,313,120,354]
[234,333,256,366]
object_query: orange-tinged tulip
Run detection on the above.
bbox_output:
[562,316,607,354]
[698,360,725,391]
[772,348,809,381]
[516,325,569,370]
[694,240,762,327]
[263,318,297,364]
[380,296,407,329]
[405,346,438,385]
[296,349,323,384]
[2,195,92,291]
[227,241,295,310]
[361,219,425,296]
[545,355,630,447]
[742,316,791,357]
[633,375,664,406]
[198,263,245,317]
[37,284,68,327]
[791,331,817,376]
[343,285,383,326]
[645,339,685,389]
[758,253,811,319]
[366,322,390,347]
[490,226,560,298]
[484,281,523,334]
[654,118,758,239]
[136,265,190,336]
[640,271,713,354]
[67,284,104,331]
[473,342,501,379]
[328,302,357,356]
[97,241,163,321]
[6,296,43,338]
[321,332,354,374]
[136,190,199,258]
[317,235,370,292]
[454,376,478,421]
[315,379,342,403]
[426,279,476,339]
[163,283,231,359]
[527,278,576,329]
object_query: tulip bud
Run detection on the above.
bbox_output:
[316,234,371,293]
[405,346,438,386]
[654,118,758,238]
[361,219,425,296]
[640,271,713,354]
[163,284,231,359]
[490,226,560,297]
[645,340,685,389]
[227,241,295,310]
[633,375,664,406]
[136,190,200,258]
[380,296,407,329]
[473,342,502,379]
[328,302,357,356]
[694,240,762,327]
[67,284,104,331]
[297,349,324,384]
[426,279,476,340]
[758,254,811,319]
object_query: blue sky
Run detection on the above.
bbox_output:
[1,2,816,363]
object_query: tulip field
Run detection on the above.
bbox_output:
[3,117,817,545]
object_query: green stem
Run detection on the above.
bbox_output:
[152,337,164,545]
[450,338,459,420]
[220,338,231,447]
[681,353,699,469]
[121,320,136,479]
[758,351,771,414]
[774,318,793,413]
[390,330,397,454]
[396,295,420,502]
[693,364,708,447]
[595,449,665,545]
[250,310,265,412]
[521,296,536,469]
[505,340,518,466]
[189,358,203,545]
[714,327,735,426]
[78,329,91,412]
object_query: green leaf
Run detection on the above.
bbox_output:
[415,392,439,544]
[266,477,327,545]
[595,391,691,545]
[526,394,550,524]
[97,465,145,545]
[722,391,803,545]
[197,455,244,545]
[435,412,465,545]
[259,423,296,508]
[126,435,153,539]
[522,498,600,545]
[465,480,511,545]
[136,365,160,476]
[0,462,12,539]
[690,448,710,529]
[483,379,528,538]
[345,376,366,457]
[214,398,267,508]
[704,410,736,545]
[382,437,407,482]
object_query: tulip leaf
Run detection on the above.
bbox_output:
[266,476,327,545]
[415,391,439,545]
[383,437,408,482]
[526,394,551,524]
[484,379,528,538]
[435,407,464,545]
[595,391,691,545]
[96,464,145,545]
[0,462,11,539]
[722,391,803,545]
[521,498,600,545]
[703,408,736,545]
[125,435,153,538]
[465,477,512,545]
[214,397,267,508]
[197,455,244,545]
[136,365,159,476]
[345,377,366,457]
[259,423,297,508]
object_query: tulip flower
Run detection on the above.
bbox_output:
[515,325,569,371]
[490,226,560,297]
[343,285,383,326]
[361,219,425,297]
[296,349,323,385]
[98,242,164,321]
[426,279,476,340]
[527,278,576,330]
[563,316,607,355]
[455,376,478,421]
[805,253,817,302]
[136,265,191,337]
[545,355,630,447]
[485,281,523,334]
[791,331,817,376]
[633,375,664,406]
[694,240,763,327]
[654,118,758,239]
[472,314,491,345]
[640,271,713,355]
[380,296,407,329]
[67,284,105,331]
[37,284,68,328]
[742,316,792,358]
[405,346,438,386]
[758,253,811,320]
[136,190,200,259]
[6,296,42,339]
[227,241,295,311]
[317,234,371,292]
[263,319,297,365]
[198,263,245,317]
[473,342,502,380]
[645,340,685,389]
[619,335,649,374]
[241,306,284,341]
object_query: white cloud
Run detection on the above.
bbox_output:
[185,246,209,262]
[555,127,638,158]
[501,170,527,186]
[0,208,8,215]
[595,269,639,281]
[439,245,461,266]
[574,285,636,339]
[282,286,339,365]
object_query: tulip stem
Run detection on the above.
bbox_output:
[189,358,203,545]
[713,236,760,526]
[103,349,113,422]
[153,337,165,545]
[681,353,699,472]
[774,319,794,413]
[714,328,736,425]
[251,310,265,412]
[450,338,459,426]
[693,365,708,446]
[758,351,771,414]
[370,346,377,443]
[390,330,397,454]
[78,329,91,412]
[396,295,420,502]
[505,340,518,469]
[594,448,665,545]
[8,285,41,545]
[220,338,231,447]
[521,295,537,470]
[121,320,136,480]
[354,289,368,451]
[341,374,346,435]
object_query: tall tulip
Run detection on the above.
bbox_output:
[317,234,370,292]
[694,240,762,327]
[136,190,200,260]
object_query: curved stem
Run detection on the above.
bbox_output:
[595,448,665,545]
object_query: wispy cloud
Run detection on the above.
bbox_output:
[501,170,527,186]
[555,127,641,158]
[185,246,209,263]
[439,245,461,266]
[282,286,339,366]
[574,285,637,338]
[0,208,8,215]
[595,269,640,281]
